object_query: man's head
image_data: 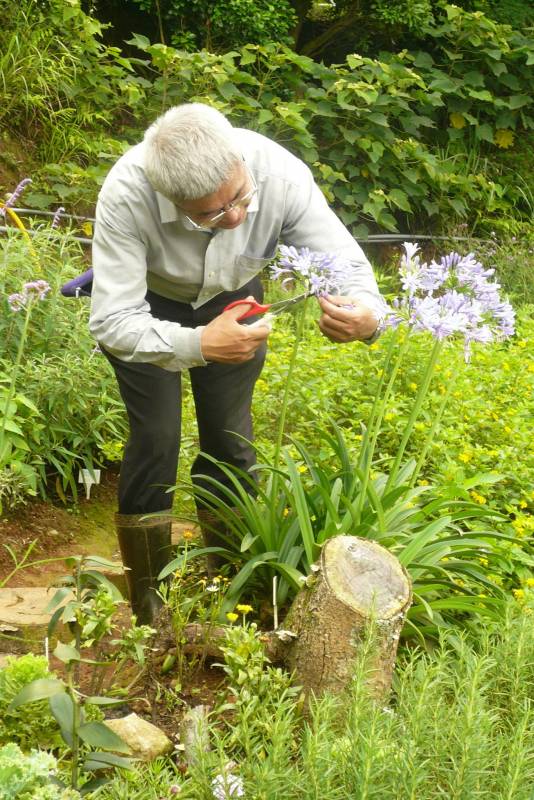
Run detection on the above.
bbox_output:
[144,103,244,204]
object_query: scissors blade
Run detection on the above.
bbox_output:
[268,292,311,316]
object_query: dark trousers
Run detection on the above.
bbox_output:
[104,278,266,514]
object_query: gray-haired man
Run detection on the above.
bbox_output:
[90,103,386,623]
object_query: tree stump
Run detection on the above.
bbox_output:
[282,535,412,700]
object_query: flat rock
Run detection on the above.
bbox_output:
[104,713,173,761]
[0,587,62,626]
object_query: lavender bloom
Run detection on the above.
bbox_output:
[390,242,515,359]
[273,245,352,296]
[6,280,51,312]
[7,292,26,312]
[23,280,51,300]
[1,178,32,216]
[51,206,65,229]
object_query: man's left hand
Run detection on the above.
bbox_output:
[317,295,378,343]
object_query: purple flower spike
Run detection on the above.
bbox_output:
[51,206,65,229]
[1,178,32,216]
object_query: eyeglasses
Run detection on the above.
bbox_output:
[182,171,258,229]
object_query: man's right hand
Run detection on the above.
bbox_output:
[200,296,271,363]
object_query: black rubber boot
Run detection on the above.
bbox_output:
[115,513,173,625]
[196,508,231,577]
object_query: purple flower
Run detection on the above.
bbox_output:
[390,243,515,358]
[23,280,51,300]
[8,292,26,312]
[1,178,32,216]
[272,245,352,296]
[6,280,51,312]
[51,206,65,229]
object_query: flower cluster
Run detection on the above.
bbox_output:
[389,243,515,360]
[8,280,51,312]
[270,245,352,296]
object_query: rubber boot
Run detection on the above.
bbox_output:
[115,513,173,625]
[196,508,231,577]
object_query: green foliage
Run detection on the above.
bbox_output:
[131,0,297,51]
[0,743,81,800]
[130,5,534,234]
[0,0,148,164]
[8,555,143,792]
[0,228,128,506]
[0,655,62,751]
[96,600,534,798]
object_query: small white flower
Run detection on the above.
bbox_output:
[212,772,245,799]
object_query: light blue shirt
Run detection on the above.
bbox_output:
[90,128,387,372]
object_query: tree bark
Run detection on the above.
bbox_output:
[282,536,412,700]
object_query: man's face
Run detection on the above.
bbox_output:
[178,164,255,230]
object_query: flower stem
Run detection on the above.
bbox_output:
[0,300,34,463]
[386,337,444,490]
[273,302,308,470]
[410,374,454,487]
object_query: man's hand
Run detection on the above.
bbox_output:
[200,296,271,363]
[317,294,378,343]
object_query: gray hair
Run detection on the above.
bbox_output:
[143,103,243,201]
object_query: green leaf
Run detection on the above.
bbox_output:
[77,721,131,753]
[508,94,531,109]
[8,678,65,710]
[54,642,81,663]
[475,123,494,143]
[49,691,75,747]
[82,752,133,771]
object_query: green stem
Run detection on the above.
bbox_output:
[410,373,454,487]
[67,669,80,790]
[273,302,308,470]
[386,338,444,491]
[355,327,411,522]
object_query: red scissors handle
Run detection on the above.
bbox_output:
[223,298,270,321]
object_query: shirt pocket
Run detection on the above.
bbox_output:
[234,252,276,283]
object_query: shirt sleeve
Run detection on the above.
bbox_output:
[89,197,206,372]
[280,158,388,322]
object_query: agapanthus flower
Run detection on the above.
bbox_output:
[1,178,32,216]
[389,243,515,360]
[271,245,352,296]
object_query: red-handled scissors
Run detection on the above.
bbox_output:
[224,291,311,322]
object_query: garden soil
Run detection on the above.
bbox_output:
[0,470,226,739]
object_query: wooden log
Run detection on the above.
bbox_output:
[282,535,412,700]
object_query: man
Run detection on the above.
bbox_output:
[90,103,387,624]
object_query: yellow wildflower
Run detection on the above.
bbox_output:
[385,412,395,421]
[298,465,306,474]
[525,578,534,588]
[470,491,487,505]
[494,129,514,149]
[418,479,429,486]
[409,382,418,391]
[283,507,289,517]
[458,452,472,463]
[182,529,195,540]
[226,612,239,623]
[449,112,466,129]
[236,604,253,614]
[513,588,525,602]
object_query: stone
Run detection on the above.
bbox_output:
[104,713,173,761]
[0,587,62,626]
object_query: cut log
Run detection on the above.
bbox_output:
[282,535,411,700]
